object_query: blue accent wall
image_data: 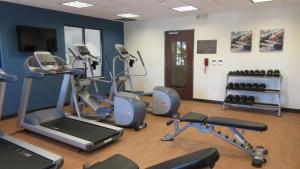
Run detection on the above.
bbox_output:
[0,2,124,117]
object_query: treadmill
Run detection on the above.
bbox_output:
[17,52,123,152]
[0,69,63,169]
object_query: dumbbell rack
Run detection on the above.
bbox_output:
[223,75,283,117]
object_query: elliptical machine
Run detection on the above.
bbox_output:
[110,44,152,111]
[67,44,147,130]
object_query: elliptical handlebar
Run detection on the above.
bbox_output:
[68,46,113,83]
[113,50,148,77]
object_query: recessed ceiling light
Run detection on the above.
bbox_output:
[172,6,198,12]
[251,0,272,3]
[117,13,140,18]
[62,1,94,8]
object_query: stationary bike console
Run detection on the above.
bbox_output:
[34,52,59,71]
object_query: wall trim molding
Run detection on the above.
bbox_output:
[192,98,300,113]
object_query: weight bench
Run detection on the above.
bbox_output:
[83,148,219,169]
[162,112,268,168]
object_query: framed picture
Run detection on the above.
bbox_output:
[197,40,217,54]
[260,29,284,52]
[231,31,252,52]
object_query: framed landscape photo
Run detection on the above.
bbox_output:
[260,29,284,52]
[231,31,252,52]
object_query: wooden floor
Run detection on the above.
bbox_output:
[1,100,300,169]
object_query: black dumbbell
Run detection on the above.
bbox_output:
[232,95,240,103]
[232,83,240,89]
[251,83,259,91]
[267,69,274,77]
[239,70,245,76]
[257,83,266,91]
[228,71,233,75]
[244,70,249,76]
[239,83,246,90]
[225,95,234,103]
[226,83,234,89]
[259,70,266,76]
[235,70,240,75]
[254,70,260,76]
[244,83,252,91]
[240,95,248,104]
[249,70,255,76]
[246,96,255,105]
[274,69,280,77]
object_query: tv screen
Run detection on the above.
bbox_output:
[17,26,57,52]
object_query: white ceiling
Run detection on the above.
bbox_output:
[1,0,299,21]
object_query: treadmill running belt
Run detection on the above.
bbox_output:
[41,118,119,144]
[0,139,54,169]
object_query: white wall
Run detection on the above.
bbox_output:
[124,6,300,109]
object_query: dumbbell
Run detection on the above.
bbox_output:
[244,70,249,76]
[254,70,260,76]
[232,83,240,89]
[257,83,266,92]
[232,95,240,103]
[225,95,234,103]
[226,83,234,89]
[249,70,255,76]
[235,70,240,75]
[238,83,246,90]
[274,69,280,77]
[239,70,245,76]
[259,70,266,76]
[240,95,248,104]
[244,83,252,91]
[267,69,274,77]
[228,71,234,75]
[250,83,259,91]
[246,96,255,105]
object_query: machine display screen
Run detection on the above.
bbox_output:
[76,46,91,56]
[36,53,56,66]
[118,47,129,55]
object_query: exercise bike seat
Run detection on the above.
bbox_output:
[146,148,220,169]
[180,112,208,123]
[87,154,139,169]
[207,117,268,131]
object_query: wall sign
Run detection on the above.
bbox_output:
[197,40,217,54]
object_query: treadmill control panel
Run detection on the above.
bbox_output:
[34,52,59,71]
[115,44,130,59]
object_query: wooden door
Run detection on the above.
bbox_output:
[165,30,194,100]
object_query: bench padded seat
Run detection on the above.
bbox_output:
[207,116,268,131]
[146,148,220,169]
[180,112,208,123]
[88,148,219,169]
[88,154,139,169]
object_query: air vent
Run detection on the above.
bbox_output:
[115,18,137,22]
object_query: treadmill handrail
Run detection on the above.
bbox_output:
[0,69,18,83]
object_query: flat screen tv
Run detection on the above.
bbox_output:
[16,26,57,52]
